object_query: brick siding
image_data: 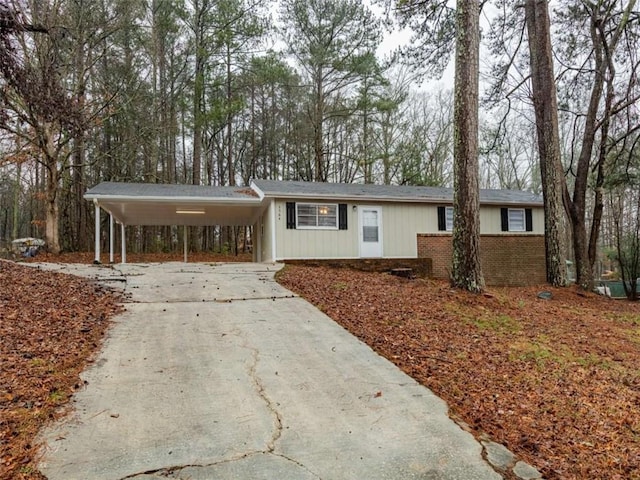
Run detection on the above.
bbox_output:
[417,233,546,287]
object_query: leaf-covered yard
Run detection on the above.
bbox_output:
[2,257,640,480]
[0,261,123,480]
[277,265,640,480]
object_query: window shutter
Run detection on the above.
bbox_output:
[525,208,533,232]
[501,208,509,231]
[338,204,348,230]
[286,202,296,229]
[437,206,446,231]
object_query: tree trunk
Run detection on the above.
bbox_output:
[226,44,235,187]
[450,0,484,293]
[39,121,61,253]
[314,66,325,182]
[192,4,204,187]
[12,161,21,240]
[524,0,568,286]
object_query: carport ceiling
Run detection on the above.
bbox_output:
[85,182,265,226]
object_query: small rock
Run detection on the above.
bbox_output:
[513,460,543,479]
[482,440,516,471]
[537,291,552,300]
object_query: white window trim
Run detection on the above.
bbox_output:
[445,206,454,232]
[508,208,526,232]
[296,203,339,230]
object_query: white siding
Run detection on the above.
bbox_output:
[479,206,544,234]
[271,198,545,260]
[381,203,436,257]
[275,199,358,259]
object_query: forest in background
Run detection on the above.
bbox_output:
[0,0,638,288]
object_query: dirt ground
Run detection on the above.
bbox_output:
[2,255,640,479]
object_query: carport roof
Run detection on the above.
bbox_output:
[85,182,264,226]
[86,182,259,200]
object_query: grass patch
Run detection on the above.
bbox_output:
[332,281,349,290]
[510,339,557,366]
[473,314,521,334]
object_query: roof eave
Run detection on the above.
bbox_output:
[84,193,263,204]
[260,192,445,203]
[260,192,542,206]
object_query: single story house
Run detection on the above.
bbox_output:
[85,179,546,286]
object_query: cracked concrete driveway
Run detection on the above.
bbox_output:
[36,262,501,480]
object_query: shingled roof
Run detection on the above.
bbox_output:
[251,179,542,206]
[85,182,260,201]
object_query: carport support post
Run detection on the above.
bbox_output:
[109,214,114,264]
[121,223,126,264]
[183,226,188,263]
[94,202,100,263]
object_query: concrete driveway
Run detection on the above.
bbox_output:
[35,262,502,480]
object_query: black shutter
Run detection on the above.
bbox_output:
[286,202,296,229]
[501,208,509,231]
[338,204,348,230]
[437,206,446,231]
[525,208,533,232]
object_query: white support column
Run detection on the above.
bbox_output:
[121,223,127,264]
[254,222,261,262]
[94,202,101,264]
[270,200,277,262]
[183,226,188,263]
[109,214,114,264]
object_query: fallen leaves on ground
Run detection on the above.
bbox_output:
[277,265,640,480]
[0,260,124,480]
[25,251,252,264]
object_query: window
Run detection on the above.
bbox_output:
[296,203,338,229]
[286,202,347,230]
[362,209,379,242]
[508,208,525,232]
[445,206,454,231]
[501,207,532,232]
[437,206,454,232]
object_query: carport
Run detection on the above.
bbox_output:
[84,182,267,264]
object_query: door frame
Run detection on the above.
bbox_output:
[358,205,383,258]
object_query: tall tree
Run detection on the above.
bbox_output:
[188,0,209,187]
[399,90,453,187]
[559,0,637,288]
[450,0,484,292]
[0,1,84,253]
[211,0,266,187]
[524,0,568,286]
[280,0,382,181]
[488,0,639,289]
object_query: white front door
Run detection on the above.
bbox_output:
[359,206,383,258]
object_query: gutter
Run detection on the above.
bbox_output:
[83,194,264,205]
[253,192,542,207]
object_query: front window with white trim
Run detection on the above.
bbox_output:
[508,208,526,232]
[296,203,338,229]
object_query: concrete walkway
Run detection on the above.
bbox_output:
[35,262,504,480]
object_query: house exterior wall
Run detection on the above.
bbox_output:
[417,233,546,286]
[274,199,359,259]
[380,203,435,257]
[272,200,442,259]
[270,197,545,266]
[479,206,544,234]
